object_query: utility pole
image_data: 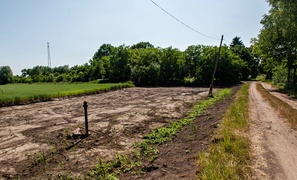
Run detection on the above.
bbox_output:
[47,42,51,68]
[208,35,224,97]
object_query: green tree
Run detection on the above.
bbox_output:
[159,47,183,83]
[253,0,297,86]
[272,65,288,89]
[132,62,161,86]
[93,44,115,60]
[90,44,115,80]
[194,46,246,85]
[89,59,105,80]
[230,37,260,79]
[184,45,203,82]
[230,36,244,48]
[46,74,55,82]
[109,46,132,82]
[130,42,154,49]
[130,47,161,86]
[52,65,69,74]
[0,66,13,84]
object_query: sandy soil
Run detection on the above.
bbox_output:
[249,82,297,180]
[0,87,214,179]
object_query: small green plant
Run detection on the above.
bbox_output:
[87,159,118,180]
[35,151,47,164]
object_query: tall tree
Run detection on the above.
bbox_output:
[230,37,258,78]
[93,44,115,60]
[109,46,132,82]
[184,45,203,82]
[0,66,13,85]
[230,36,244,48]
[159,47,183,83]
[253,0,297,84]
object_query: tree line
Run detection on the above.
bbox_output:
[1,38,257,86]
[252,0,297,94]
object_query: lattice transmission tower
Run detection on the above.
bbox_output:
[47,42,51,68]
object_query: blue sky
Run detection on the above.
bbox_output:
[0,0,270,75]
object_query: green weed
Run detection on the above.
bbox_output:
[35,151,47,165]
[87,159,118,180]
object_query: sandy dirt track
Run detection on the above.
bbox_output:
[261,83,297,110]
[0,87,211,178]
[249,82,297,180]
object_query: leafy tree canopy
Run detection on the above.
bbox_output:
[130,42,154,49]
[252,0,297,93]
[230,36,244,48]
[0,66,13,85]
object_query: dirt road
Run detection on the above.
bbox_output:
[249,82,297,180]
[261,83,297,110]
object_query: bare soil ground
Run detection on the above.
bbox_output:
[0,86,237,179]
[120,88,237,180]
[249,82,297,180]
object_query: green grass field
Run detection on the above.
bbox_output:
[0,82,134,106]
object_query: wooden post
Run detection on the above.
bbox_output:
[83,101,89,137]
[208,35,224,97]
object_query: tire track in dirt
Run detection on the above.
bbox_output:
[261,82,297,110]
[249,82,297,180]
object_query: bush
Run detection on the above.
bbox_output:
[55,74,65,82]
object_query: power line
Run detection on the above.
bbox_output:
[149,0,231,43]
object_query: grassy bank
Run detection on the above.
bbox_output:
[197,83,251,179]
[256,83,297,129]
[0,82,134,106]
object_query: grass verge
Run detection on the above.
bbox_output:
[0,82,134,107]
[197,83,252,180]
[256,83,297,129]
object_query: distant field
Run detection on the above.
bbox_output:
[0,82,134,106]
